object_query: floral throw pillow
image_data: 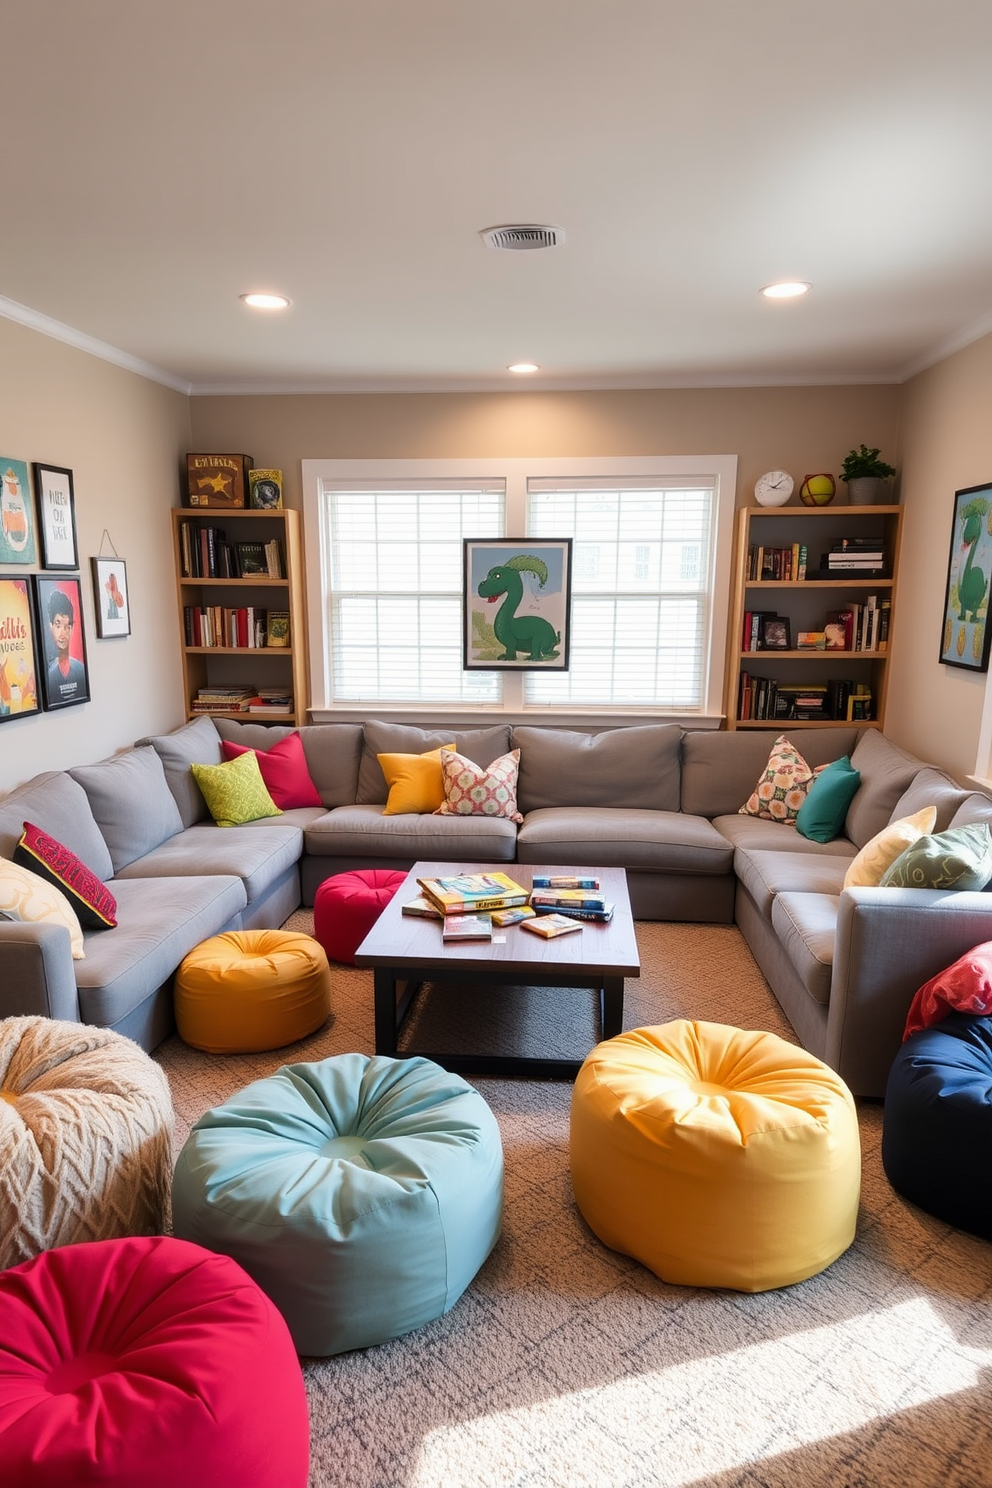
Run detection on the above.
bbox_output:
[739,735,815,825]
[434,749,523,822]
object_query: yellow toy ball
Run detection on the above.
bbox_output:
[800,473,836,506]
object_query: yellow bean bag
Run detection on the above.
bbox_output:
[570,1020,860,1291]
[175,929,331,1054]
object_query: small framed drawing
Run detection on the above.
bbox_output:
[33,463,78,570]
[0,574,42,720]
[760,615,791,650]
[463,538,572,670]
[35,574,90,710]
[91,556,130,638]
[0,457,37,566]
[940,480,992,672]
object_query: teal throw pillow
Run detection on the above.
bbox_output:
[795,756,862,843]
[879,822,992,890]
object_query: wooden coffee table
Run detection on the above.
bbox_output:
[354,861,640,1079]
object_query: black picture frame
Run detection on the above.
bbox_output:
[33,463,79,570]
[760,614,791,650]
[463,538,572,670]
[91,556,131,638]
[0,574,42,720]
[35,574,91,709]
[940,481,992,672]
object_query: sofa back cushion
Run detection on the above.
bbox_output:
[215,720,363,808]
[356,721,512,804]
[890,766,974,834]
[948,789,992,832]
[139,716,224,827]
[680,728,858,819]
[0,771,113,881]
[513,725,682,813]
[69,747,184,873]
[845,730,927,848]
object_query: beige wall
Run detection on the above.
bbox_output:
[0,319,191,793]
[886,333,992,780]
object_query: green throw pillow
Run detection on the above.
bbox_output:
[795,756,862,843]
[879,822,992,890]
[190,750,282,827]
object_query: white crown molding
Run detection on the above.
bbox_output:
[0,295,192,395]
[898,308,992,383]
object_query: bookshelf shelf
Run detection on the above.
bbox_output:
[171,507,309,727]
[726,503,902,730]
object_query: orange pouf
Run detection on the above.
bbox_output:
[313,870,407,964]
[175,929,331,1053]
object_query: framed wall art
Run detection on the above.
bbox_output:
[939,480,992,672]
[0,457,37,566]
[91,556,130,637]
[35,574,90,710]
[0,574,42,720]
[463,538,572,670]
[33,463,79,570]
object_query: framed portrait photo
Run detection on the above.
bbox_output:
[35,574,90,710]
[463,538,572,671]
[760,614,791,650]
[0,574,42,721]
[939,480,992,672]
[33,463,78,570]
[91,556,130,638]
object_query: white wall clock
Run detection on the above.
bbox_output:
[754,470,794,507]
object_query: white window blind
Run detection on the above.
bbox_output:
[322,481,504,704]
[525,479,715,708]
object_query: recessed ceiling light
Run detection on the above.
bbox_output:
[240,292,291,310]
[507,362,540,375]
[760,281,811,300]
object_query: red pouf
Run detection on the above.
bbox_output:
[0,1236,309,1488]
[313,868,407,964]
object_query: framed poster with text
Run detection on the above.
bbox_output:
[0,575,41,720]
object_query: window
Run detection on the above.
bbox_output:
[303,456,737,719]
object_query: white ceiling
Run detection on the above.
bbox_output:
[4,1,992,395]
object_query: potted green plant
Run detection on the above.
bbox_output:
[840,445,897,505]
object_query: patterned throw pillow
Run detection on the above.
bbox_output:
[190,751,282,827]
[13,821,117,930]
[879,822,992,890]
[378,745,455,816]
[0,858,86,958]
[739,736,815,825]
[843,807,938,889]
[435,749,523,822]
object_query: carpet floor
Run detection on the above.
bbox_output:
[154,917,992,1488]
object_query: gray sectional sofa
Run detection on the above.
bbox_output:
[3,712,992,1097]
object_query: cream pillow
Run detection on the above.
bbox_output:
[842,806,938,889]
[0,858,85,958]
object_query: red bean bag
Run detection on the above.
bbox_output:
[313,868,406,964]
[0,1235,309,1488]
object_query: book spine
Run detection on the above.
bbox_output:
[533,904,612,922]
[530,875,601,890]
[529,893,606,911]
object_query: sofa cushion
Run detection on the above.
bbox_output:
[734,848,850,919]
[948,791,992,830]
[712,813,859,858]
[680,728,858,819]
[770,892,838,1006]
[14,823,118,930]
[116,823,303,906]
[516,807,734,875]
[879,823,992,891]
[303,804,518,863]
[843,807,938,889]
[891,767,974,834]
[215,721,364,808]
[796,757,862,843]
[221,732,323,809]
[739,735,815,825]
[436,749,523,822]
[356,722,512,805]
[69,747,184,873]
[191,753,283,827]
[378,746,453,816]
[140,717,223,827]
[0,858,86,959]
[0,771,113,882]
[513,725,682,813]
[845,730,927,849]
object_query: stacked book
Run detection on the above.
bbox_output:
[190,686,256,714]
[819,538,887,576]
[248,690,293,715]
[184,604,268,648]
[416,871,530,916]
[745,543,808,581]
[529,876,614,923]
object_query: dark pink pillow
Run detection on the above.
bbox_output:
[14,822,117,930]
[221,732,322,809]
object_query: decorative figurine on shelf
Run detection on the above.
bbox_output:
[799,473,836,506]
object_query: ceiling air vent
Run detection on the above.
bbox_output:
[480,224,563,251]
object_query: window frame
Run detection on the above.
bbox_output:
[302,455,738,725]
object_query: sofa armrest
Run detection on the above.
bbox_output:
[828,885,992,1097]
[0,920,81,1023]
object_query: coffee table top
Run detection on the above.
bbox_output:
[355,862,640,978]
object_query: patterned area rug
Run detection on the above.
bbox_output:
[154,918,992,1488]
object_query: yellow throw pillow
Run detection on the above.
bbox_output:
[0,858,85,959]
[190,750,282,827]
[842,806,938,889]
[378,746,455,816]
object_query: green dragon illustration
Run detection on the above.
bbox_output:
[957,498,990,622]
[477,554,561,661]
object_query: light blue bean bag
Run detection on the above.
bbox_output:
[171,1053,503,1356]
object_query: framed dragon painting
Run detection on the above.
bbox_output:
[940,481,992,672]
[463,538,572,671]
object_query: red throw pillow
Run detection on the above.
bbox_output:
[14,821,117,930]
[221,732,322,809]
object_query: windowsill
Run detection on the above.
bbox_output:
[307,706,726,731]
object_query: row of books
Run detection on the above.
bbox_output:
[821,536,887,572]
[190,686,294,715]
[824,598,890,652]
[745,543,808,582]
[738,674,874,721]
[178,522,285,580]
[183,605,290,649]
